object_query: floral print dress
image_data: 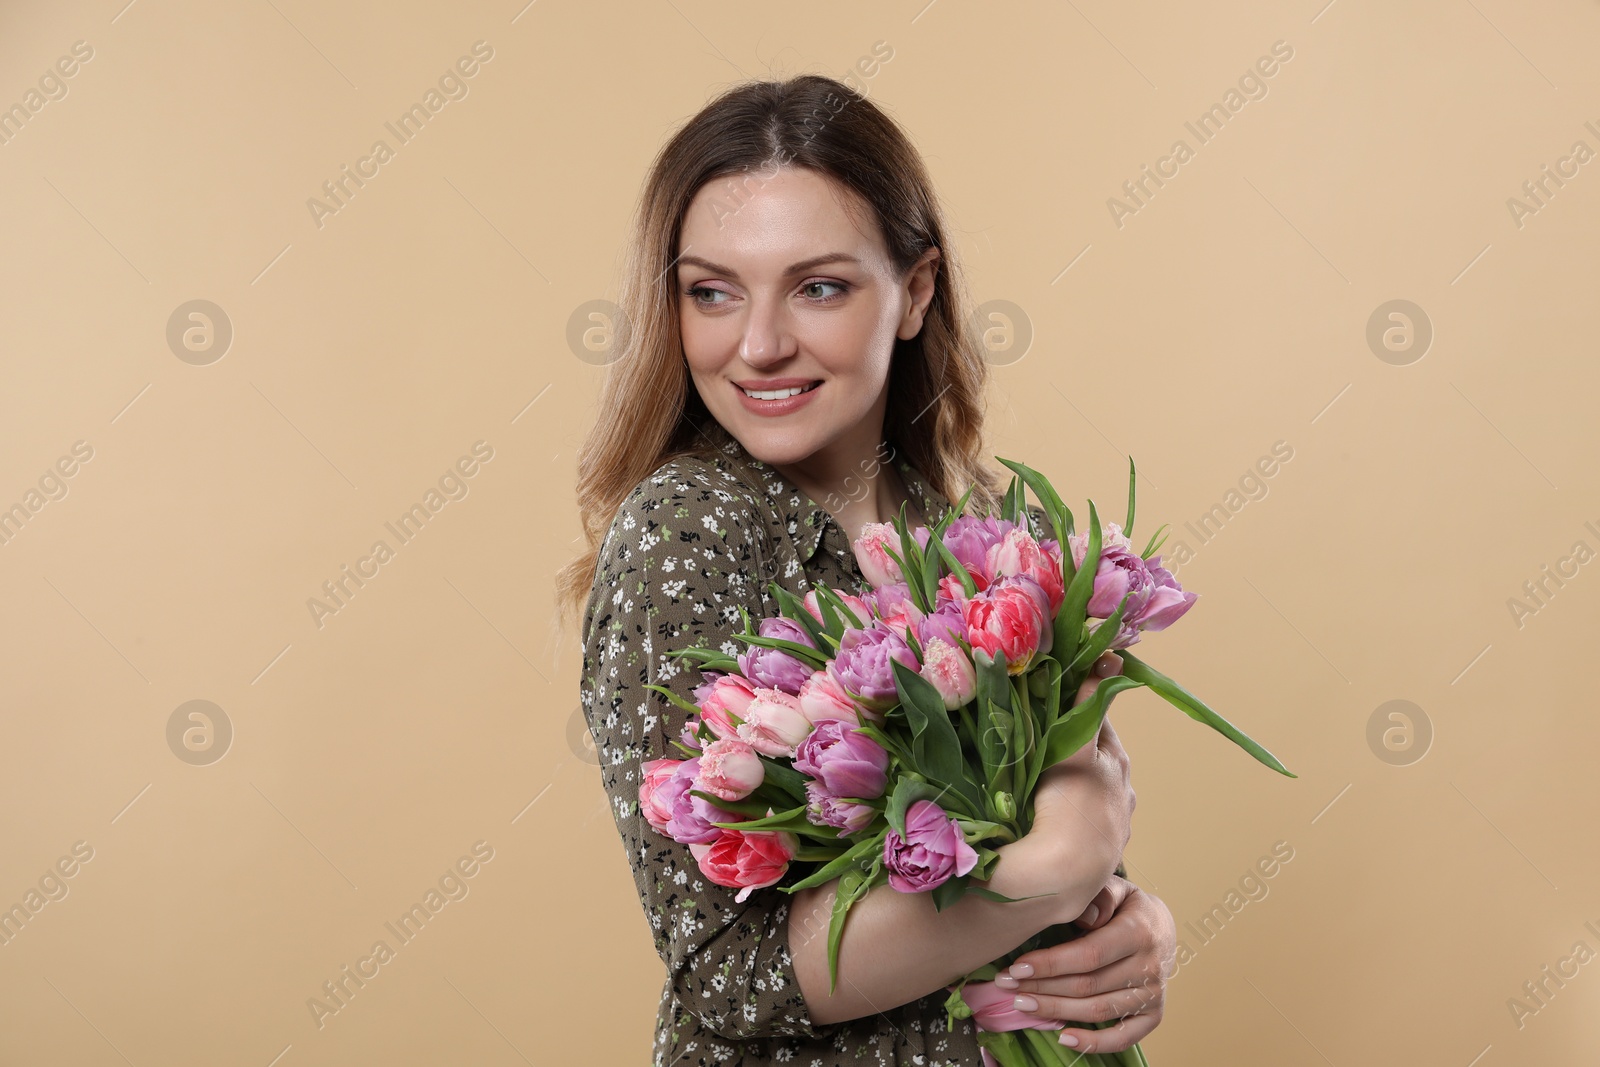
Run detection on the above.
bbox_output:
[580,432,1046,1066]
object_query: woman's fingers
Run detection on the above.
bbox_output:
[1071,875,1134,931]
[1073,652,1123,706]
[1055,1005,1163,1055]
[1006,946,1157,1001]
[1007,903,1143,980]
[1008,979,1163,1043]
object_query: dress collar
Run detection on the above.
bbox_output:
[712,435,950,564]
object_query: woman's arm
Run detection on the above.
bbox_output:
[790,687,1138,1026]
[789,830,1106,1025]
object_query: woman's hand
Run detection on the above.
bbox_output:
[993,875,1177,1053]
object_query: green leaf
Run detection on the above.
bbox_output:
[1140,522,1171,560]
[850,722,913,768]
[781,830,883,893]
[1022,657,1066,803]
[995,456,1075,542]
[1066,594,1133,676]
[769,582,831,646]
[928,532,979,598]
[964,883,1059,905]
[1001,475,1020,523]
[984,700,1014,797]
[826,863,877,994]
[968,845,1001,881]
[1118,651,1297,777]
[689,792,784,817]
[972,647,1014,715]
[1039,675,1146,769]
[884,775,948,837]
[664,647,740,673]
[759,758,812,802]
[729,632,830,668]
[891,660,981,813]
[1054,500,1103,669]
[643,682,704,718]
[1009,673,1035,784]
[930,874,969,911]
[813,582,866,629]
[694,798,809,830]
[811,581,847,637]
[792,844,847,862]
[1125,454,1137,538]
[902,620,924,665]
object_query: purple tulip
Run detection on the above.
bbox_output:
[883,799,979,893]
[917,600,967,649]
[942,516,1021,585]
[827,624,919,710]
[804,781,879,835]
[660,757,745,844]
[1136,556,1197,631]
[737,616,817,694]
[793,719,889,800]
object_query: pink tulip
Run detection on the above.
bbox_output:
[793,719,889,800]
[694,737,765,801]
[852,522,904,589]
[803,589,873,629]
[659,758,745,844]
[870,582,926,643]
[883,799,979,892]
[986,526,1065,616]
[638,758,683,834]
[679,715,703,751]
[962,574,1054,675]
[937,571,981,606]
[1138,556,1197,632]
[797,669,875,726]
[688,827,798,903]
[920,637,976,709]
[735,688,815,758]
[956,978,1065,1033]
[695,673,757,740]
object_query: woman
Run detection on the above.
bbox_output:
[557,74,1176,1066]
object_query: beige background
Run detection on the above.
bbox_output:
[2,0,1596,1063]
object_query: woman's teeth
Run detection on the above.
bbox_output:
[741,382,819,400]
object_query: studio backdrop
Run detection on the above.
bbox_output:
[1,0,1595,1063]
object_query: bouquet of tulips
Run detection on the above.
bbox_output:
[639,457,1294,1067]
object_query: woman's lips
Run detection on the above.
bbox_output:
[732,379,822,417]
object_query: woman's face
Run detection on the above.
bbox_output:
[676,165,938,469]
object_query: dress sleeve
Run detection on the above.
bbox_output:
[580,458,830,1042]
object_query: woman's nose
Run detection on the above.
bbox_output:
[738,299,794,364]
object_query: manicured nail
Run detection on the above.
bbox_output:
[994,974,1019,988]
[1013,995,1038,1012]
[1081,904,1099,925]
[1010,962,1034,978]
[1059,1032,1079,1047]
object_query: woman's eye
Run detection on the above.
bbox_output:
[801,281,848,301]
[686,285,729,306]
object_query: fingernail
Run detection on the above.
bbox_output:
[994,974,1019,988]
[1081,904,1099,925]
[1009,962,1034,978]
[1059,1032,1079,1047]
[1013,995,1038,1012]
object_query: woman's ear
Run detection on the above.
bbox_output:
[896,247,942,340]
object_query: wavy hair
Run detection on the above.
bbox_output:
[553,73,1009,648]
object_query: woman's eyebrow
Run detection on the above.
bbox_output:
[675,252,862,278]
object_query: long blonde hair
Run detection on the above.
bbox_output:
[553,73,1008,648]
